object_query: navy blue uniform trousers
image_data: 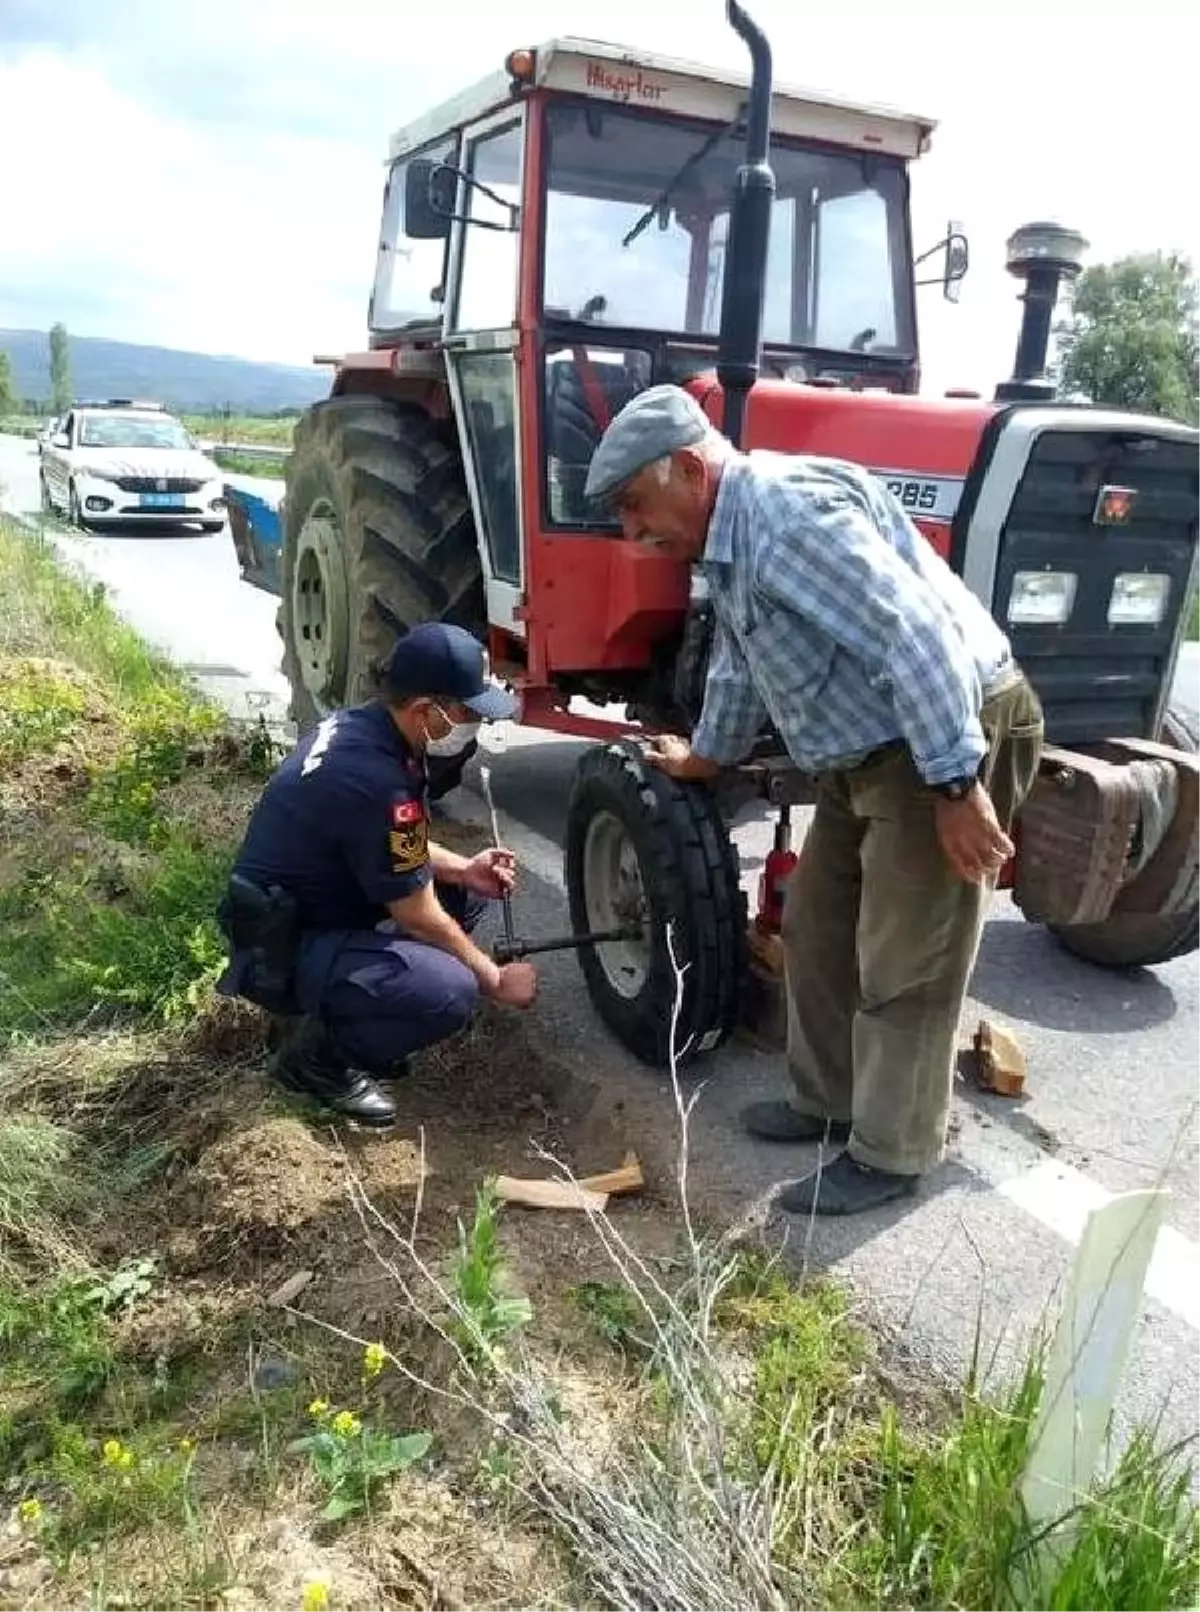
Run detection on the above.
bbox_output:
[292,885,489,1074]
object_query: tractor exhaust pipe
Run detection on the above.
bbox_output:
[716,0,775,448]
[994,220,1088,404]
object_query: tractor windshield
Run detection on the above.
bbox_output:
[542,99,915,359]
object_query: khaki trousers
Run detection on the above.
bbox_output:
[781,674,1045,1176]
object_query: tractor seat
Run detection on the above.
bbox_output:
[546,351,649,523]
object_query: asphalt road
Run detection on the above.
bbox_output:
[2,431,1197,1467]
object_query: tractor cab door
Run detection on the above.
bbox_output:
[442,107,526,638]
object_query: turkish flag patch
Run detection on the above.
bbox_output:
[392,799,424,826]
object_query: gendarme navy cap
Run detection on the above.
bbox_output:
[584,384,712,505]
[382,623,517,720]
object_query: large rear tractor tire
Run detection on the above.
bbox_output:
[1051,706,1198,969]
[279,395,486,798]
[565,741,748,1068]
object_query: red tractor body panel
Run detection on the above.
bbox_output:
[516,375,999,701]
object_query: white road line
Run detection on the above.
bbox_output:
[998,1158,1200,1331]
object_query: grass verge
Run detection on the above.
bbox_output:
[212,449,288,481]
[0,512,1195,1610]
[182,414,297,450]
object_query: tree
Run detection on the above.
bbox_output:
[49,322,72,414]
[1055,251,1198,424]
[0,349,17,420]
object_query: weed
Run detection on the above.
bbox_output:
[570,1280,647,1358]
[0,1109,171,1290]
[85,691,222,846]
[450,1179,533,1371]
[0,657,87,764]
[475,1437,519,1499]
[33,1424,200,1568]
[720,1253,865,1482]
[0,519,196,712]
[0,1271,120,1430]
[291,1398,431,1522]
[0,833,232,1037]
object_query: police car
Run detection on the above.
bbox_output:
[39,399,226,532]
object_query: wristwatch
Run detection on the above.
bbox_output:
[931,776,977,801]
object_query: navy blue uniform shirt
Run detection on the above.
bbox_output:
[233,702,433,930]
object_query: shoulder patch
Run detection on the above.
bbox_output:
[389,794,429,873]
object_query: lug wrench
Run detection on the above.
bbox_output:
[478,763,644,965]
[478,764,517,954]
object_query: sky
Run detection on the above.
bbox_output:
[1,0,1195,397]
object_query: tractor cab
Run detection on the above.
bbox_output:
[364,38,961,664]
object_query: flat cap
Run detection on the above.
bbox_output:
[584,383,712,505]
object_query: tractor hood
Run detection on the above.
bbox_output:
[685,375,998,557]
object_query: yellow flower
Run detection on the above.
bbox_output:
[362,1341,386,1379]
[102,1439,124,1466]
[18,1498,43,1526]
[331,1410,361,1439]
[301,1578,330,1611]
[179,1437,195,1454]
[307,1398,330,1420]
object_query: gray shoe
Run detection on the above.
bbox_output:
[742,1100,851,1144]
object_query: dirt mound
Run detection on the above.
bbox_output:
[180,1117,350,1256]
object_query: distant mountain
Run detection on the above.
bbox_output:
[0,328,330,415]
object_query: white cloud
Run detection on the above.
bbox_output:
[0,0,1195,391]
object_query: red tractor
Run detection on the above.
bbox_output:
[275,4,1199,1067]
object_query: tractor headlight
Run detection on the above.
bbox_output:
[1007,570,1077,625]
[1108,572,1171,626]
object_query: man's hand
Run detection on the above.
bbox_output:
[487,960,538,1008]
[643,735,722,781]
[934,784,1014,884]
[461,847,517,899]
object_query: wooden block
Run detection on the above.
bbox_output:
[737,954,788,1051]
[578,1151,644,1196]
[747,924,785,974]
[973,1017,1027,1097]
[493,1176,609,1212]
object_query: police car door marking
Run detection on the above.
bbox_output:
[870,469,965,525]
[300,714,339,777]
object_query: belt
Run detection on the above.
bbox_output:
[831,655,1023,777]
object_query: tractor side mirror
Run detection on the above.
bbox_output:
[404,159,454,240]
[943,221,969,303]
[915,220,970,302]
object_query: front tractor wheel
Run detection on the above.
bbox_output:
[1051,707,1198,969]
[279,394,486,797]
[565,742,748,1068]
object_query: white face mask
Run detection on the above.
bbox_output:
[425,705,481,757]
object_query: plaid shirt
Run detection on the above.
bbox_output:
[690,451,1013,784]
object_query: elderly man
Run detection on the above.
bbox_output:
[584,385,1044,1215]
[218,622,537,1128]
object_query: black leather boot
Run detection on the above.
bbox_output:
[270,1018,397,1128]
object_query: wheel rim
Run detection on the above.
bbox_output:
[581,810,651,998]
[291,500,349,710]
